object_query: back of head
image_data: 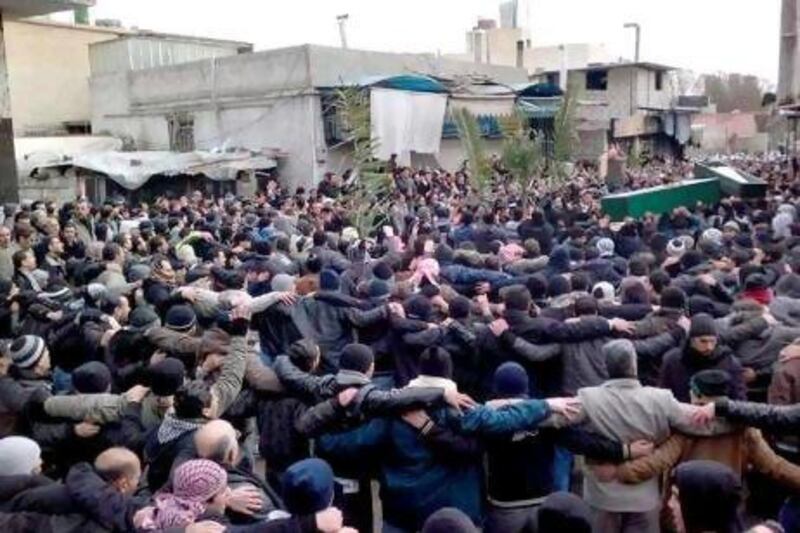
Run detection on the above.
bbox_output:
[421,508,478,533]
[94,447,140,485]
[502,285,532,312]
[419,346,453,379]
[574,295,598,317]
[537,492,593,533]
[282,458,335,515]
[72,361,112,394]
[339,344,374,374]
[604,339,637,379]
[194,419,238,465]
[660,286,687,311]
[287,339,320,371]
[174,380,212,419]
[675,460,742,533]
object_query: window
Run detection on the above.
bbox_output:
[586,69,608,91]
[167,113,195,153]
[546,72,560,87]
[655,71,664,91]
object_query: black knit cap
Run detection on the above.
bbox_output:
[339,344,374,374]
[404,295,433,322]
[165,304,197,332]
[149,357,186,397]
[689,313,718,338]
[690,369,731,398]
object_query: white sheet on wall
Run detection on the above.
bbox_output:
[370,88,447,165]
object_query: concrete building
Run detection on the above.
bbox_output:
[445,0,610,82]
[5,17,251,138]
[532,61,697,160]
[0,0,99,201]
[4,15,250,202]
[90,43,528,189]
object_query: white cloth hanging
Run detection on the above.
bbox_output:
[370,88,447,164]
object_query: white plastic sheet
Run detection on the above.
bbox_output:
[370,88,447,165]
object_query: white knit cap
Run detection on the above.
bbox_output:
[0,436,41,475]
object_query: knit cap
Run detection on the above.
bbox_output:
[7,335,46,369]
[690,369,731,398]
[404,294,433,322]
[493,362,529,398]
[165,304,197,332]
[367,279,391,301]
[0,436,41,476]
[283,458,335,515]
[689,313,717,338]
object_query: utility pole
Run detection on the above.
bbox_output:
[337,14,349,49]
[623,22,641,62]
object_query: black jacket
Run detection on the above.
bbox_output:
[290,291,386,371]
[660,343,747,403]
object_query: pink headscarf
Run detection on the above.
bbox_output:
[137,460,227,530]
[500,243,525,264]
[415,258,441,286]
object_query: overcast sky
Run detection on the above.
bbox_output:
[75,0,780,84]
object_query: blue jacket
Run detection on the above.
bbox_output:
[317,400,551,529]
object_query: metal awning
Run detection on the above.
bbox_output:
[33,149,277,190]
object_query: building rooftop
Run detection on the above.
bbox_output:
[19,16,252,50]
[0,0,93,18]
[539,61,675,75]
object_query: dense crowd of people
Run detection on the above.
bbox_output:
[0,152,800,532]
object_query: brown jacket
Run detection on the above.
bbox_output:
[616,428,800,491]
[769,358,800,406]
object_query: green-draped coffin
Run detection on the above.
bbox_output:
[601,178,721,221]
[693,163,767,198]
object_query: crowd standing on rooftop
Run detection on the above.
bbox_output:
[0,151,800,532]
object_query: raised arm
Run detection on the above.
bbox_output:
[212,330,248,417]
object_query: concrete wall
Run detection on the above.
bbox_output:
[307,45,528,86]
[527,43,609,75]
[4,19,123,135]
